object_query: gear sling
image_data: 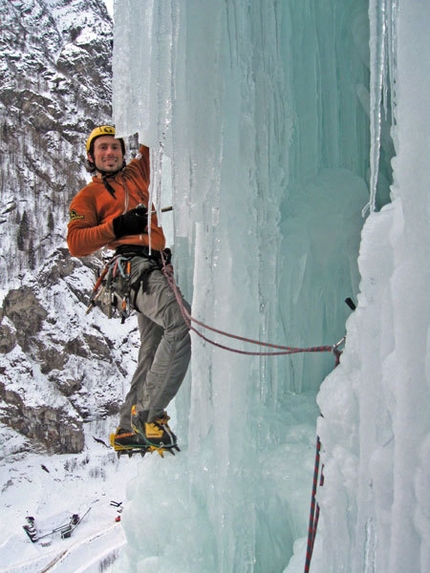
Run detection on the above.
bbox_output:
[86,245,171,323]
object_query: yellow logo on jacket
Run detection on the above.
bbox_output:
[69,210,84,221]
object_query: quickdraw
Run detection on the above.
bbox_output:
[86,255,133,323]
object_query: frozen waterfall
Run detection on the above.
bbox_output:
[111,1,430,572]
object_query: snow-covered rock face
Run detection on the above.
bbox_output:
[0,0,112,282]
[0,0,134,454]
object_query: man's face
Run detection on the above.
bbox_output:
[90,135,123,173]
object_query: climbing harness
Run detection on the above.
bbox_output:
[86,246,173,324]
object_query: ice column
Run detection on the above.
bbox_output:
[111,1,376,571]
[316,1,430,571]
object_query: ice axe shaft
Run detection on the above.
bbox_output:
[150,206,173,214]
[86,264,109,314]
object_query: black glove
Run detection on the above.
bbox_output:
[112,205,148,238]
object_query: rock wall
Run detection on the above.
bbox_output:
[0,0,135,455]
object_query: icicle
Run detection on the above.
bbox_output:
[387,0,398,129]
[148,142,165,253]
[363,0,385,217]
[363,0,396,217]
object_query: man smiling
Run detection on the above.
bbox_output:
[92,134,124,172]
[67,125,191,455]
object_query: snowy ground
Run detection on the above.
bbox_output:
[1,392,323,573]
[0,420,142,573]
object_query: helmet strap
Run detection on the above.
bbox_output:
[101,173,117,198]
[94,160,126,198]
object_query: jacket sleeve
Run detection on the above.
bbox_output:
[126,145,150,185]
[67,191,116,257]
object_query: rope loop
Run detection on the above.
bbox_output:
[159,254,338,572]
[160,253,341,362]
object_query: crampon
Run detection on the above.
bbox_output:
[109,433,180,459]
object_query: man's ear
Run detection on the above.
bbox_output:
[87,152,94,163]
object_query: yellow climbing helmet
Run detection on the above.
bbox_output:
[86,125,124,154]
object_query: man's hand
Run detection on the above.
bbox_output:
[112,205,148,238]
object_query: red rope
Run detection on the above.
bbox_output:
[304,435,324,572]
[161,259,338,359]
[161,257,334,570]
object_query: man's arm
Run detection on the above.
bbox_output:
[68,195,149,257]
[67,189,116,257]
[67,219,115,257]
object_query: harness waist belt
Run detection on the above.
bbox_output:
[115,245,161,259]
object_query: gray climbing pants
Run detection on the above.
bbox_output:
[119,255,191,429]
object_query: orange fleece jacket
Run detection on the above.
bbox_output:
[67,146,166,257]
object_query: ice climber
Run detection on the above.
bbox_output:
[67,125,191,454]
